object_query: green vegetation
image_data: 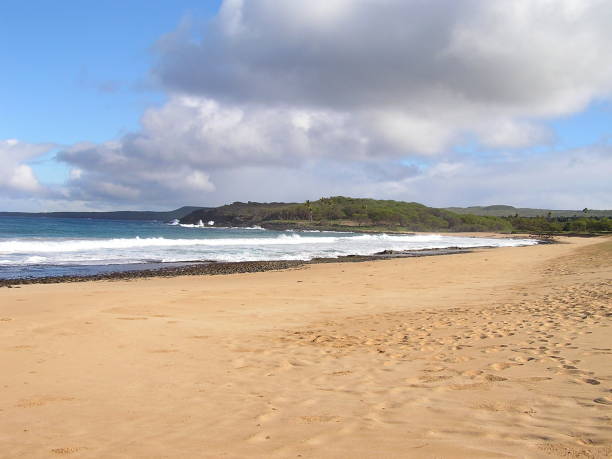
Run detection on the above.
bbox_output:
[505,215,612,234]
[180,197,612,234]
[4,199,608,235]
[445,205,612,218]
[181,197,513,232]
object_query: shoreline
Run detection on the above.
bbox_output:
[1,236,609,457]
[0,227,569,287]
[0,246,475,287]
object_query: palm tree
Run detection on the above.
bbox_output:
[305,200,313,221]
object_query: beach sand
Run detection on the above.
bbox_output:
[1,236,610,458]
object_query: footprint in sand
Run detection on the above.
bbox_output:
[297,415,342,424]
[449,382,490,391]
[419,375,453,383]
[593,397,612,405]
[329,370,352,376]
[17,396,75,408]
[51,447,82,455]
[489,362,514,371]
[11,345,34,350]
[483,374,508,382]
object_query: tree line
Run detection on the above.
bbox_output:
[182,197,611,234]
[504,215,612,233]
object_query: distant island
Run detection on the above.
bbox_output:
[0,206,206,221]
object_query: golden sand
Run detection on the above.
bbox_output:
[1,237,611,458]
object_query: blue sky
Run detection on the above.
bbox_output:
[1,1,611,211]
[0,0,220,144]
[550,101,612,150]
[1,0,221,194]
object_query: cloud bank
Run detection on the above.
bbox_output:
[6,0,612,209]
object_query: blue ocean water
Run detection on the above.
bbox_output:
[0,216,537,279]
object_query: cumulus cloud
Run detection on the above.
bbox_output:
[56,96,363,205]
[42,0,612,208]
[187,144,612,210]
[155,0,612,151]
[387,145,612,209]
[0,139,54,196]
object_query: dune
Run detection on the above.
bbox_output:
[0,236,610,458]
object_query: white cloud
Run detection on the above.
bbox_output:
[8,1,612,209]
[184,170,215,191]
[155,0,612,153]
[127,144,610,210]
[476,120,552,149]
[0,139,54,195]
[374,145,612,209]
[9,164,40,192]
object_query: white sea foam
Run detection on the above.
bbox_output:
[0,234,336,254]
[0,232,538,267]
[25,255,48,264]
[179,224,265,230]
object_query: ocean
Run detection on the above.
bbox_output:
[0,216,538,279]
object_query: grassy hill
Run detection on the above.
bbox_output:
[181,197,513,232]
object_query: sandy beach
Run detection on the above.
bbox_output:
[1,236,610,458]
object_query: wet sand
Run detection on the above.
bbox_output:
[0,236,610,458]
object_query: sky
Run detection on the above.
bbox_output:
[1,0,611,211]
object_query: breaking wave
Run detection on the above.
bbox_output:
[0,232,537,268]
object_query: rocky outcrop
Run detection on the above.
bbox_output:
[179,201,296,226]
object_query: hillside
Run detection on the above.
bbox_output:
[445,205,612,218]
[0,206,206,221]
[180,197,513,232]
